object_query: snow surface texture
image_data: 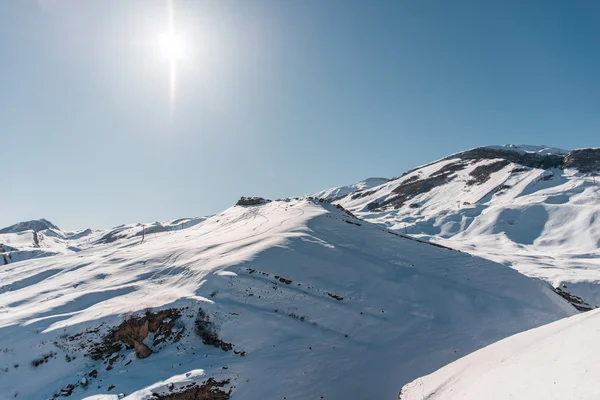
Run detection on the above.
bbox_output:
[331,145,600,308]
[399,307,600,400]
[0,217,206,265]
[0,199,573,399]
[310,177,389,201]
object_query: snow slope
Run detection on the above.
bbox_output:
[329,145,600,308]
[0,199,573,400]
[399,306,600,400]
[311,177,389,201]
[0,217,206,265]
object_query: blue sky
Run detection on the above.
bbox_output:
[1,0,599,230]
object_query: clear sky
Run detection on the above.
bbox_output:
[1,0,599,230]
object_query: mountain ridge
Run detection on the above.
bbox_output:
[320,144,600,310]
[0,198,574,399]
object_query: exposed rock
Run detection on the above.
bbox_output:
[466,160,510,186]
[152,378,231,400]
[370,161,468,210]
[236,197,268,206]
[334,204,358,218]
[57,384,75,397]
[90,309,181,360]
[564,148,600,173]
[452,147,564,169]
[554,286,594,312]
[134,340,153,359]
[194,309,234,352]
[327,292,344,301]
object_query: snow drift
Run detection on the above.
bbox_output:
[399,307,600,400]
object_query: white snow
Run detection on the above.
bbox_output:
[310,177,389,201]
[0,199,573,399]
[334,150,600,307]
[399,307,600,400]
[0,216,206,265]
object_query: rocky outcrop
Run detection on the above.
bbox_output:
[553,286,594,312]
[91,309,182,360]
[564,148,600,173]
[236,197,268,206]
[369,161,469,210]
[452,147,564,169]
[152,378,231,399]
[466,160,510,186]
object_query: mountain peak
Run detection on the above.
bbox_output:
[485,144,570,156]
[0,218,59,234]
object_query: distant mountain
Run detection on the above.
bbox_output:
[0,217,206,265]
[314,145,600,309]
[0,218,59,234]
[2,144,599,399]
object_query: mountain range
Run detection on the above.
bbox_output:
[1,144,599,400]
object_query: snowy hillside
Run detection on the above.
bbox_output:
[0,199,573,400]
[326,145,600,309]
[310,177,389,201]
[399,307,600,400]
[0,217,205,265]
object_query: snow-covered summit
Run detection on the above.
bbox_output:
[317,144,600,309]
[0,218,59,234]
[485,144,569,156]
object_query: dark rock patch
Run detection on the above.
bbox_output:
[466,160,510,186]
[90,308,182,360]
[31,352,56,367]
[236,197,268,206]
[554,287,594,312]
[371,161,468,210]
[344,220,361,226]
[452,147,564,169]
[334,204,357,218]
[194,309,234,352]
[274,276,292,284]
[152,378,231,400]
[564,148,600,173]
[327,292,344,301]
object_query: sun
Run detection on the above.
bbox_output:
[159,31,185,61]
[159,0,185,115]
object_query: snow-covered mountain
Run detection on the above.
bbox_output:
[310,177,389,201]
[398,306,600,400]
[0,217,206,265]
[0,218,60,234]
[321,145,600,309]
[0,199,574,400]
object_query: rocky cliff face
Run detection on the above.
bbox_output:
[564,148,600,173]
[450,147,565,169]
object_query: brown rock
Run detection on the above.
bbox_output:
[134,340,153,359]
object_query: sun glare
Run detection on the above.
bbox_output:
[159,32,185,61]
[159,0,184,115]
